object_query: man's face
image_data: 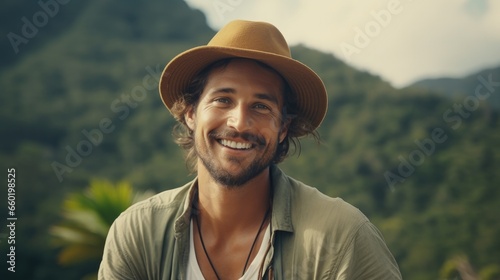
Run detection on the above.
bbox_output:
[185,59,289,187]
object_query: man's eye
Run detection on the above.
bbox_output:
[214,98,230,104]
[254,103,271,111]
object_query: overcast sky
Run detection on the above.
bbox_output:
[183,0,500,88]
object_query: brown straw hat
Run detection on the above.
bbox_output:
[159,19,328,131]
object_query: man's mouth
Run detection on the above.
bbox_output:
[218,139,253,150]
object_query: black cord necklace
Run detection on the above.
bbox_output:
[195,207,271,280]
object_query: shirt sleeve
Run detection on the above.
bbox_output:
[335,221,402,280]
[98,215,142,280]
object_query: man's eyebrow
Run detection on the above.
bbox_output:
[255,93,279,105]
[208,88,280,105]
[211,87,236,94]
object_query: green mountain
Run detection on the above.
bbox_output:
[1,0,499,279]
[409,66,500,109]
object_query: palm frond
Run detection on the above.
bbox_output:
[50,179,154,268]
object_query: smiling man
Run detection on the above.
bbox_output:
[99,20,402,280]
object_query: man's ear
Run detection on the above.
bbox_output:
[184,106,196,131]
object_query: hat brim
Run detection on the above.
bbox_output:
[159,46,328,131]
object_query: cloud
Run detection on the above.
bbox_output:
[184,0,500,87]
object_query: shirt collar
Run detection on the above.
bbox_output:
[175,165,295,235]
[269,165,294,233]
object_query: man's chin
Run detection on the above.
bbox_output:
[208,164,268,188]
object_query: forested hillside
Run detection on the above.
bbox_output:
[1,0,499,279]
[409,66,500,109]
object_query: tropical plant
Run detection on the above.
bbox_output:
[50,179,154,279]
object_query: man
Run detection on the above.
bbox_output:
[99,20,402,279]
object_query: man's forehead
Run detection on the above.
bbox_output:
[204,59,287,98]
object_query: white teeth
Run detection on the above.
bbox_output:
[220,139,252,150]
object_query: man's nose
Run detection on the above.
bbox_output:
[227,105,253,132]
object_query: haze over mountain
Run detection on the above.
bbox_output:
[410,66,500,109]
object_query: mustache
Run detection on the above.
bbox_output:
[209,129,266,146]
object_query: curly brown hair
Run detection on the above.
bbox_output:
[170,58,319,173]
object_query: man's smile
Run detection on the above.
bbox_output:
[217,139,253,150]
[209,129,266,152]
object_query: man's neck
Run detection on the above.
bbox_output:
[195,165,272,237]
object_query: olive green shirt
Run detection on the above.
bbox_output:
[99,166,402,279]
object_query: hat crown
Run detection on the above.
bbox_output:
[208,20,291,57]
